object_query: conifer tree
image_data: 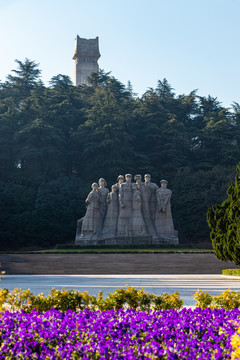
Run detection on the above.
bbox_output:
[207,163,240,265]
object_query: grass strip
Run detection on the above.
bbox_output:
[8,248,214,254]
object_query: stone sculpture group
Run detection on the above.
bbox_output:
[75,174,178,246]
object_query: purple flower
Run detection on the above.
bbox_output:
[0,308,238,358]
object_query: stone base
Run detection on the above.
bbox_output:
[75,234,179,247]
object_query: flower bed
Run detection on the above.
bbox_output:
[0,308,239,359]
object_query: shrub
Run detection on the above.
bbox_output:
[102,287,127,310]
[152,291,184,310]
[0,286,183,312]
[6,288,33,311]
[193,290,212,309]
[193,289,240,310]
[211,289,240,310]
[222,269,240,277]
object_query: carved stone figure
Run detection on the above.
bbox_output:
[80,183,101,239]
[144,174,159,222]
[114,175,124,193]
[155,180,177,239]
[102,184,119,238]
[132,183,147,235]
[134,174,143,188]
[141,175,158,238]
[117,174,133,237]
[98,178,109,227]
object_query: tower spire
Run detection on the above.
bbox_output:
[73,35,100,86]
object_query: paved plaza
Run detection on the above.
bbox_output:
[1,274,240,307]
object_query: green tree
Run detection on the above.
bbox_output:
[46,75,85,176]
[74,74,137,181]
[0,97,18,178]
[133,80,194,179]
[189,96,240,170]
[34,177,87,246]
[173,165,235,244]
[207,163,240,265]
[14,119,66,181]
[6,58,42,101]
[0,181,37,249]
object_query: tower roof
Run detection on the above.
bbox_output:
[73,36,100,59]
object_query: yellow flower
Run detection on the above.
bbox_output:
[231,329,240,359]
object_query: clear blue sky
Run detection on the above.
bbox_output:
[0,0,239,108]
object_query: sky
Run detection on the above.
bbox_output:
[0,0,239,108]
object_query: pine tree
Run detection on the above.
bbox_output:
[207,163,240,265]
[6,58,42,100]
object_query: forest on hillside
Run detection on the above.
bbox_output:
[0,58,239,249]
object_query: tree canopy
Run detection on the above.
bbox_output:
[0,58,239,249]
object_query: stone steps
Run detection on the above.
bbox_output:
[0,253,237,275]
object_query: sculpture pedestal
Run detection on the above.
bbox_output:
[75,234,179,247]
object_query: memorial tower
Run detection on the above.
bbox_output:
[73,35,100,86]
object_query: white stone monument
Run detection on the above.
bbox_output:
[75,173,179,246]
